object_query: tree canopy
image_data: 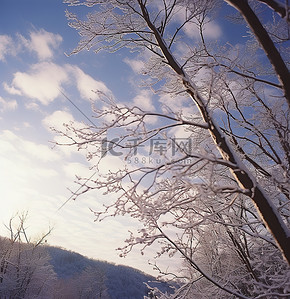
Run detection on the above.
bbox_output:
[57,1,290,297]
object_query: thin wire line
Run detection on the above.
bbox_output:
[57,90,98,211]
[57,171,96,211]
[58,89,98,128]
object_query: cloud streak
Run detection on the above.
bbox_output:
[5,63,112,106]
[8,62,69,105]
[68,65,112,100]
[20,29,63,61]
[0,35,15,61]
[0,96,18,112]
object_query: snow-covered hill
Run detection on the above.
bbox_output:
[0,235,174,298]
[47,246,172,299]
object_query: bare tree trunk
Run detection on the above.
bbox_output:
[139,0,290,264]
[225,0,290,108]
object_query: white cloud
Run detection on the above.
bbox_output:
[124,57,145,74]
[68,65,112,100]
[0,137,17,154]
[62,162,90,180]
[0,131,65,240]
[0,30,62,63]
[5,59,112,106]
[3,82,22,95]
[21,29,62,61]
[202,20,222,39]
[22,141,60,163]
[132,90,155,111]
[8,62,69,105]
[1,130,60,163]
[42,110,90,157]
[42,110,76,131]
[25,102,40,110]
[183,19,221,40]
[0,96,17,112]
[23,122,32,128]
[159,93,195,116]
[96,154,127,174]
[43,109,89,134]
[0,35,15,61]
[173,7,222,40]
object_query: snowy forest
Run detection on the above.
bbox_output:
[0,214,171,298]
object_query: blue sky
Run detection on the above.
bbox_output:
[0,0,176,275]
[0,0,256,275]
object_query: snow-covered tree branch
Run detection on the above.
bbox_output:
[58,0,290,297]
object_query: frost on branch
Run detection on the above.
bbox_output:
[60,0,290,298]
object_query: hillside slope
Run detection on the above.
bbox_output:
[0,235,174,299]
[47,246,173,299]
